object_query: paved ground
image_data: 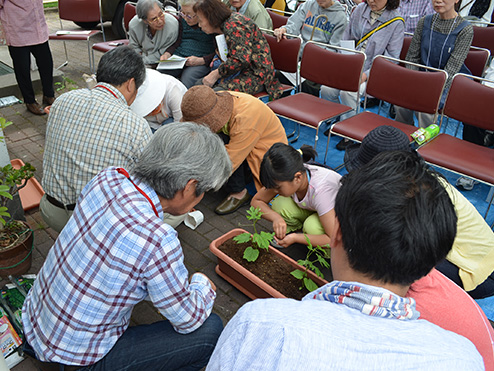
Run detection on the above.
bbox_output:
[0,9,265,370]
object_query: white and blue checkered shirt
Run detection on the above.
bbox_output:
[23,167,216,365]
[42,83,152,205]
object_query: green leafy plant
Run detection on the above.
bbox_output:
[0,117,36,227]
[291,236,330,292]
[55,76,78,92]
[234,206,275,262]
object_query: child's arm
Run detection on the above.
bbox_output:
[251,188,287,239]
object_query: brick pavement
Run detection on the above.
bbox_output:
[0,8,264,370]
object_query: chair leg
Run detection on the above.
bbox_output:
[87,39,94,74]
[91,48,96,75]
[55,41,69,70]
[286,122,297,138]
[289,123,300,144]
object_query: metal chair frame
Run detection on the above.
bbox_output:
[50,0,105,73]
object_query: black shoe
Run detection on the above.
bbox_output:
[336,138,352,151]
[361,98,380,108]
[389,104,396,119]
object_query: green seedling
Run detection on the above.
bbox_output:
[55,76,78,92]
[234,206,274,262]
[291,235,330,292]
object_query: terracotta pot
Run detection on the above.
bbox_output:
[209,228,328,300]
[0,221,34,278]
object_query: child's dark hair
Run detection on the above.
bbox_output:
[260,143,317,189]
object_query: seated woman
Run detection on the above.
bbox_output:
[251,143,341,248]
[129,0,179,68]
[395,0,473,129]
[223,0,273,29]
[273,0,348,96]
[320,0,404,150]
[130,69,187,131]
[160,0,216,88]
[193,0,283,99]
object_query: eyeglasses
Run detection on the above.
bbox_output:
[180,11,196,20]
[147,10,165,24]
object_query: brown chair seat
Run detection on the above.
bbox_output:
[92,40,129,53]
[331,111,417,143]
[418,134,494,185]
[268,92,352,129]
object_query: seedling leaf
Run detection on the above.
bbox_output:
[290,269,305,279]
[303,277,318,292]
[243,246,259,262]
[233,232,252,244]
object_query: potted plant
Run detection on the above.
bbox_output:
[209,207,328,300]
[0,117,36,278]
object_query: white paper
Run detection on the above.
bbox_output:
[157,55,187,70]
[340,40,356,55]
[215,35,228,62]
[55,30,92,35]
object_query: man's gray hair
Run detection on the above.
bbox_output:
[137,0,162,20]
[131,122,232,199]
[178,0,198,7]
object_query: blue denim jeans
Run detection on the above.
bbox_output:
[24,314,223,371]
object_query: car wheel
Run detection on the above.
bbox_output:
[74,21,99,29]
[112,1,126,39]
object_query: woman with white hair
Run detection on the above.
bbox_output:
[129,0,179,67]
[160,0,216,87]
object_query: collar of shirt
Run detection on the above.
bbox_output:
[94,83,128,106]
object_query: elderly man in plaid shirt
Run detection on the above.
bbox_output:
[22,122,232,371]
[40,46,152,234]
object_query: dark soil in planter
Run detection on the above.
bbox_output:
[218,239,312,300]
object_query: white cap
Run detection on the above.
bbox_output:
[130,68,167,117]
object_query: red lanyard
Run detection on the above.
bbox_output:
[95,84,119,99]
[116,168,159,218]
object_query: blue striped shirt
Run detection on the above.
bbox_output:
[207,282,484,370]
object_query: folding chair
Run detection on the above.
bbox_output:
[399,35,412,62]
[328,55,447,154]
[472,24,494,56]
[255,32,301,100]
[266,8,292,29]
[49,0,105,73]
[465,46,490,78]
[417,73,494,219]
[91,2,137,72]
[267,41,366,162]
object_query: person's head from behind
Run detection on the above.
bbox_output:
[260,143,317,197]
[131,122,232,215]
[344,125,411,172]
[193,0,232,34]
[137,0,166,31]
[96,46,146,105]
[333,151,457,287]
